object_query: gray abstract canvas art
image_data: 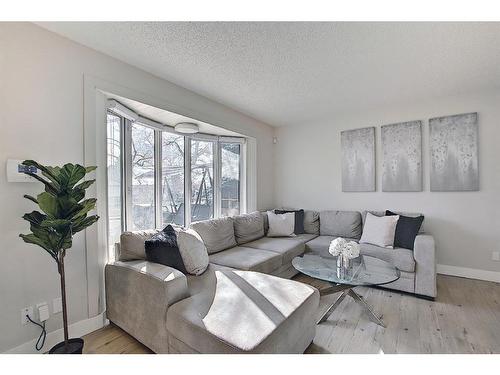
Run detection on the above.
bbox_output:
[381,121,422,191]
[430,112,479,191]
[341,127,375,192]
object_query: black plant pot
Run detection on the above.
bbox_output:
[49,338,84,354]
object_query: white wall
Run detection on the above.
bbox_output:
[0,22,275,352]
[275,91,500,274]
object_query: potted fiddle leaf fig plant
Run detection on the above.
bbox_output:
[19,160,99,354]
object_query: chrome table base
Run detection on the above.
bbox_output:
[318,285,386,327]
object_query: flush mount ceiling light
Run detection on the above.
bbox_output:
[175,122,199,134]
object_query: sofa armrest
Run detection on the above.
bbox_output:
[105,260,189,353]
[413,234,437,298]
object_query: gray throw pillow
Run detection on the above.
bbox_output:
[266,211,295,237]
[176,228,209,275]
[233,211,265,245]
[119,229,161,260]
[190,217,237,254]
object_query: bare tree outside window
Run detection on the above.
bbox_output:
[162,133,185,226]
[191,140,214,221]
[131,124,155,230]
[221,143,240,217]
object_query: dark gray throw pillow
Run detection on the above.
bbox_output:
[385,210,424,250]
[274,209,305,234]
[144,225,187,274]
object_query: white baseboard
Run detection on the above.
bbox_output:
[4,312,108,354]
[437,264,500,283]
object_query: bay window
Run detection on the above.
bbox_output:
[105,106,246,250]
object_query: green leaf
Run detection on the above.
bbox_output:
[59,163,86,190]
[74,179,95,191]
[23,195,39,204]
[22,160,61,189]
[22,211,47,225]
[70,198,97,219]
[40,219,72,231]
[19,233,58,262]
[72,215,99,233]
[85,166,97,174]
[56,196,79,218]
[37,192,59,218]
[24,172,59,195]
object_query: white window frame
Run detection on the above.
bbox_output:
[108,104,246,231]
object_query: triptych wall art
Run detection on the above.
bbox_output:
[381,121,422,192]
[341,127,376,192]
[340,112,478,192]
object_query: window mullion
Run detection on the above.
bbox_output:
[184,137,192,227]
[123,119,133,231]
[240,142,247,214]
[154,130,162,229]
[214,141,221,219]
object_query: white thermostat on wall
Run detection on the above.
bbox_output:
[6,159,39,182]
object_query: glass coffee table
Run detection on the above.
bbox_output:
[292,254,400,327]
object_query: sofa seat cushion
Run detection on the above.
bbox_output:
[360,243,415,273]
[305,235,358,258]
[284,233,318,244]
[244,237,305,264]
[209,246,283,274]
[166,269,319,353]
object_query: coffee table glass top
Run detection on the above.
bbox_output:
[292,254,400,286]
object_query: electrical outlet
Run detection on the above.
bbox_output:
[53,297,62,314]
[21,306,33,325]
[492,251,500,261]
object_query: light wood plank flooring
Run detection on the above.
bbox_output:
[83,274,500,354]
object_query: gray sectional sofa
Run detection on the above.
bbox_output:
[105,209,436,354]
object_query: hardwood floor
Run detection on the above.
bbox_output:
[83,274,500,354]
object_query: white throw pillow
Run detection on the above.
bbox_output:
[266,211,295,237]
[176,228,209,275]
[360,212,400,248]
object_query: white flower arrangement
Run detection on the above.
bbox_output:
[328,237,360,259]
[328,237,347,256]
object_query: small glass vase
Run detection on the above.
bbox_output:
[336,253,351,278]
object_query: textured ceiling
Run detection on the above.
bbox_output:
[38,22,500,127]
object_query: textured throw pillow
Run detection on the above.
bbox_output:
[145,225,187,273]
[274,209,305,234]
[233,211,265,245]
[176,228,209,275]
[386,210,424,250]
[144,225,209,275]
[266,211,295,237]
[189,217,237,254]
[119,229,161,260]
[360,212,400,248]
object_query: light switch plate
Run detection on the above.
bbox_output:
[492,251,500,261]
